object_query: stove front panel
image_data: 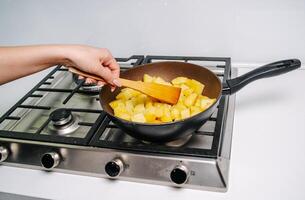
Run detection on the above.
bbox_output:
[0,138,228,192]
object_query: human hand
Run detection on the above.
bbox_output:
[63,45,121,90]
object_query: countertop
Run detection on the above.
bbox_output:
[0,67,304,200]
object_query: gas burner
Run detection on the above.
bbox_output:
[48,109,79,135]
[141,135,193,147]
[72,73,101,93]
[165,134,193,147]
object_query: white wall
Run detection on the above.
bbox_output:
[0,0,304,65]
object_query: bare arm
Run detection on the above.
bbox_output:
[0,45,121,88]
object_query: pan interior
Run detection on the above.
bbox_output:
[100,62,222,117]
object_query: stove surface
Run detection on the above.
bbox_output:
[0,55,236,191]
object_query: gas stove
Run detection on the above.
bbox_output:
[0,55,236,192]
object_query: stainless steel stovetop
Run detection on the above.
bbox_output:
[0,55,236,192]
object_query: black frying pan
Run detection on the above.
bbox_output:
[100,59,301,143]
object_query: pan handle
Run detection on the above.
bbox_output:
[222,59,301,95]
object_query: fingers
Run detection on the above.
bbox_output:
[84,76,114,91]
[84,77,106,86]
[110,86,116,92]
[103,56,119,71]
[106,58,120,83]
[72,47,121,90]
[85,77,95,84]
[104,57,120,78]
[76,67,106,86]
[96,66,113,83]
[95,64,121,87]
[100,49,121,87]
[67,46,121,91]
[97,80,106,86]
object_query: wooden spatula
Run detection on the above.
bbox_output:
[68,67,181,105]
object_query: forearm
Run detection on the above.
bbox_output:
[0,44,120,87]
[0,45,70,84]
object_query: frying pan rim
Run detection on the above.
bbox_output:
[100,61,223,126]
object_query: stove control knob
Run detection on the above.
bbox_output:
[41,152,60,169]
[0,146,8,162]
[170,165,189,185]
[105,158,124,177]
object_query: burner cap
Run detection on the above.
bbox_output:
[50,109,73,126]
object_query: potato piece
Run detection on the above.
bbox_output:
[153,102,163,108]
[144,113,156,122]
[143,74,153,83]
[144,107,156,122]
[144,97,154,107]
[194,97,201,107]
[161,112,172,122]
[114,105,130,120]
[160,106,172,122]
[171,77,188,85]
[125,100,134,113]
[116,88,140,100]
[134,103,145,114]
[116,112,131,121]
[178,95,186,105]
[200,98,216,111]
[186,79,205,95]
[147,105,156,113]
[180,108,190,119]
[201,95,210,99]
[163,82,172,86]
[145,101,153,108]
[155,106,164,118]
[190,106,201,116]
[163,103,172,110]
[109,100,124,110]
[184,93,198,107]
[114,104,127,114]
[195,95,208,107]
[153,77,166,84]
[115,92,126,100]
[180,84,190,91]
[131,113,146,123]
[183,88,194,97]
[175,103,187,111]
[151,76,171,86]
[134,94,147,105]
[179,84,191,98]
[170,107,180,120]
